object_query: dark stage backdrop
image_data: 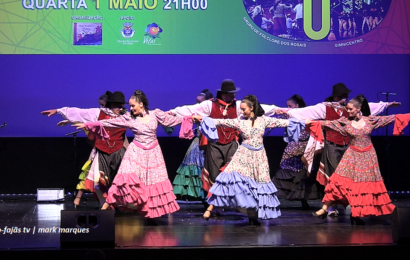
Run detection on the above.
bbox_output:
[0,137,409,194]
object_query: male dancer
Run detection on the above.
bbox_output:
[169,79,280,220]
[286,83,401,216]
[41,91,128,208]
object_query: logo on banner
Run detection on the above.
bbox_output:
[143,23,163,45]
[242,0,392,42]
[121,23,135,38]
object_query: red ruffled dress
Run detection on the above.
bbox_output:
[85,109,183,218]
[319,115,397,217]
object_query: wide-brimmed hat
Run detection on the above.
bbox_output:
[216,79,240,93]
[329,83,351,97]
[107,91,127,104]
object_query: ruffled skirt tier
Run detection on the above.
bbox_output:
[173,165,204,199]
[76,160,91,191]
[105,142,180,218]
[273,169,321,200]
[208,171,281,219]
[323,174,395,217]
[172,138,205,199]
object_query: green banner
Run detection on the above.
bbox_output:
[0,0,408,54]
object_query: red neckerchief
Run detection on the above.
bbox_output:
[217,99,235,115]
[217,99,235,106]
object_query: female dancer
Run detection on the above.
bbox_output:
[308,95,409,224]
[173,89,213,201]
[192,95,302,225]
[272,94,320,209]
[74,90,187,225]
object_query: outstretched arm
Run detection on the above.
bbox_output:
[320,117,348,135]
[368,115,396,129]
[99,114,134,129]
[72,115,132,140]
[369,101,401,116]
[155,109,185,127]
[288,103,327,120]
[214,118,240,129]
[264,117,290,128]
[260,103,288,116]
[42,107,100,123]
[169,100,212,117]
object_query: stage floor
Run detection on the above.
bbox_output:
[0,197,409,250]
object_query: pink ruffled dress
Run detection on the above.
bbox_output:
[85,109,184,218]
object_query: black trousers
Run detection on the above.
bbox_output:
[204,141,239,183]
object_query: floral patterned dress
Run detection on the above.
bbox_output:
[320,115,396,217]
[172,131,205,199]
[85,109,184,218]
[207,116,289,219]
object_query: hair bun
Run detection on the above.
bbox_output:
[134,90,143,96]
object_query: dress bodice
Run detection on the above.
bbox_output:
[214,116,289,148]
[100,109,184,147]
[321,115,396,148]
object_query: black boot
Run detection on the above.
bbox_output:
[350,214,365,225]
[301,199,310,210]
[247,209,261,226]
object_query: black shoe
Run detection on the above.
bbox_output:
[248,218,261,226]
[247,208,260,226]
[350,214,365,225]
[301,200,310,210]
[146,218,158,226]
[312,208,328,219]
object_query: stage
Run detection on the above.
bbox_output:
[0,196,409,260]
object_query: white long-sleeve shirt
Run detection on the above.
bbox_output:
[57,107,101,123]
[288,101,389,120]
[292,4,303,19]
[170,100,279,117]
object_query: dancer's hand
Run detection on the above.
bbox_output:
[305,119,313,125]
[192,115,202,123]
[388,101,401,107]
[57,120,70,127]
[72,123,85,130]
[41,109,57,117]
[275,107,290,115]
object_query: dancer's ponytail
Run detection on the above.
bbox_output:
[349,94,370,116]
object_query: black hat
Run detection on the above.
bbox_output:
[199,89,214,100]
[107,91,126,104]
[329,83,351,97]
[216,79,240,93]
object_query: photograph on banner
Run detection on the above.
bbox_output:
[73,23,102,45]
[243,0,392,42]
